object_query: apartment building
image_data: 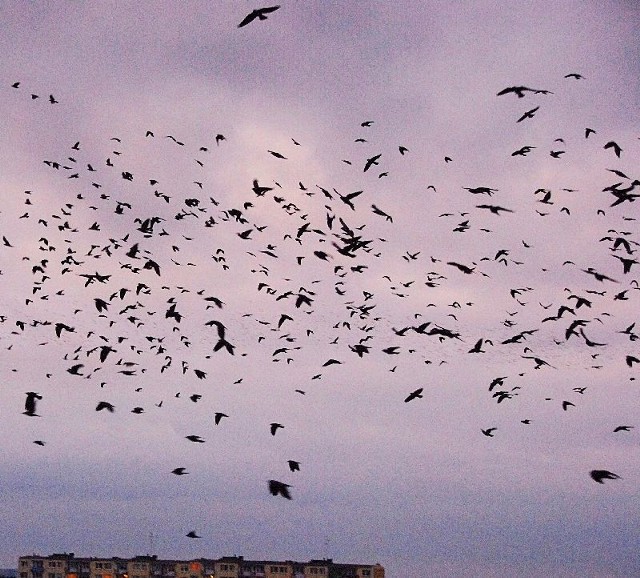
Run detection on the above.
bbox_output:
[18,556,383,578]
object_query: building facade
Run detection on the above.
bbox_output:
[18,556,383,578]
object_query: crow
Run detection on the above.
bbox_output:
[268,479,292,499]
[404,387,423,403]
[589,470,621,484]
[238,6,280,28]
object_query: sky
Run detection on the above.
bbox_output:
[1,1,640,576]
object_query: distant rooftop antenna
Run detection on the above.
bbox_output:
[149,532,155,555]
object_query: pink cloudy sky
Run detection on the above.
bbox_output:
[1,2,639,577]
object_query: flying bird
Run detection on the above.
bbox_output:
[516,106,540,122]
[238,6,280,28]
[511,145,535,156]
[268,479,292,499]
[404,387,424,402]
[287,460,300,472]
[603,141,622,158]
[24,392,42,417]
[214,412,228,425]
[589,470,621,484]
[363,154,381,172]
[95,401,115,412]
[270,422,284,435]
[497,86,534,98]
[476,204,514,215]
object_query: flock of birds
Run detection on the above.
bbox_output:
[3,66,638,540]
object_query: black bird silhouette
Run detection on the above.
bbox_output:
[67,363,85,375]
[186,435,205,443]
[268,479,292,499]
[603,141,622,158]
[287,460,300,472]
[371,204,393,222]
[238,6,280,28]
[252,179,273,196]
[270,422,284,435]
[625,353,638,367]
[172,467,189,475]
[481,428,497,437]
[582,267,617,283]
[404,387,423,402]
[516,106,539,122]
[214,412,228,425]
[96,401,115,412]
[24,392,42,417]
[522,355,554,369]
[447,261,475,274]
[337,189,363,210]
[497,86,535,98]
[511,145,535,156]
[468,338,491,353]
[589,470,621,484]
[476,204,514,215]
[613,425,633,432]
[186,530,201,538]
[363,154,381,172]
